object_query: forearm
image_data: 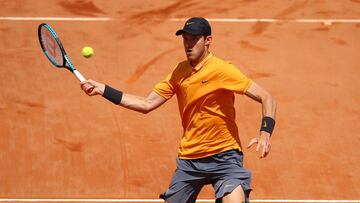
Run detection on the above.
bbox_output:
[245,82,277,136]
[259,93,277,136]
[261,93,277,119]
[120,93,153,114]
[81,80,167,114]
[245,82,277,119]
[99,85,151,113]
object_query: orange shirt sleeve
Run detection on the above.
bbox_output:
[153,73,175,100]
[219,62,252,94]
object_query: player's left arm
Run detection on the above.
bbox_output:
[245,81,277,159]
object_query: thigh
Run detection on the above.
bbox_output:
[210,150,252,203]
[160,169,205,203]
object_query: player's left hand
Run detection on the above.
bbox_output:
[247,132,271,159]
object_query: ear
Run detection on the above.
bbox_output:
[205,35,212,46]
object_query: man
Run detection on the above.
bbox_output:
[81,17,277,203]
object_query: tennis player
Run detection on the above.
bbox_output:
[81,17,277,203]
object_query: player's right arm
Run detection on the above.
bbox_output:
[120,92,167,114]
[80,79,167,114]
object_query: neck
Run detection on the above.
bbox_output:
[190,50,210,67]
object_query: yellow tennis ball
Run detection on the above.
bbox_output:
[81,46,94,58]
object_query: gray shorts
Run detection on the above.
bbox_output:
[160,150,252,203]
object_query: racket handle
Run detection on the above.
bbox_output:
[74,69,94,93]
[73,70,86,82]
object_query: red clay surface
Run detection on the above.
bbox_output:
[0,0,360,201]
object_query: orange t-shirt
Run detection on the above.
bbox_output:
[154,53,252,159]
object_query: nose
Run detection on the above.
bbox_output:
[184,40,190,49]
[184,41,195,50]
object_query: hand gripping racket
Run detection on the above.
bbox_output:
[38,23,92,90]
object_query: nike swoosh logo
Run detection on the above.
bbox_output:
[201,80,208,84]
[186,22,195,26]
[264,121,267,128]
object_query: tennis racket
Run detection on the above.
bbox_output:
[38,23,92,89]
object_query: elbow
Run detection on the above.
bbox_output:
[139,104,153,114]
[263,92,277,108]
[263,92,276,104]
[140,109,151,114]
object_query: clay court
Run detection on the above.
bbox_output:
[0,0,359,202]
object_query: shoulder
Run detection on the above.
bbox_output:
[210,56,250,80]
[209,55,236,67]
[170,60,191,78]
[209,56,241,73]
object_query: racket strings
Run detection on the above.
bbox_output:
[40,27,64,66]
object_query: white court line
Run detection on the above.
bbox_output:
[0,17,360,23]
[0,199,360,203]
[171,18,360,24]
[0,17,111,21]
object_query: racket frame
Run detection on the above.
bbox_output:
[38,23,86,82]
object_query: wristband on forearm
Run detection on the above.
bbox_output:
[102,85,123,105]
[260,116,275,135]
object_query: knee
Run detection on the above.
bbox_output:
[221,185,245,203]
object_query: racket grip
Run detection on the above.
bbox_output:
[73,70,86,82]
[74,70,94,93]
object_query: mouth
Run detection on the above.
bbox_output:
[186,49,192,56]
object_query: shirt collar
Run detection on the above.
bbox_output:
[191,52,213,71]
